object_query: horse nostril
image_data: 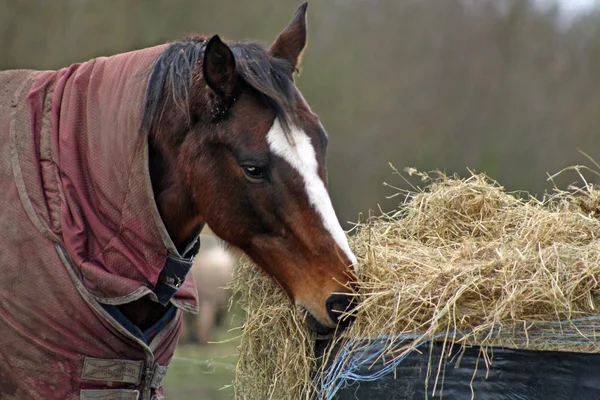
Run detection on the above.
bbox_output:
[325,293,357,328]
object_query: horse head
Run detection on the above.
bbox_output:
[147,3,357,334]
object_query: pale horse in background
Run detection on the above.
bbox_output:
[181,233,238,345]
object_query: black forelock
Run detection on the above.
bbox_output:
[142,37,297,135]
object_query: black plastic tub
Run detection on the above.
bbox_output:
[315,338,600,400]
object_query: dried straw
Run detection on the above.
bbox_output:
[231,168,600,400]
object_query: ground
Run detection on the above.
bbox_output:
[164,308,243,400]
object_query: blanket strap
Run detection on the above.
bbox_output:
[80,389,140,400]
[154,237,201,306]
[149,364,168,389]
[80,358,168,399]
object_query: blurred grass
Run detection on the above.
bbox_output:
[164,308,244,400]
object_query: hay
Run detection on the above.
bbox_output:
[231,168,600,400]
[232,264,317,399]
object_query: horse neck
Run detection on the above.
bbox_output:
[148,129,204,253]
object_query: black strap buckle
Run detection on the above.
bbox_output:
[154,237,201,306]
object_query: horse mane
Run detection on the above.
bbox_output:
[142,36,297,135]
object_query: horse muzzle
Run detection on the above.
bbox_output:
[297,292,358,335]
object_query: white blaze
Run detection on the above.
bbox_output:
[267,119,358,273]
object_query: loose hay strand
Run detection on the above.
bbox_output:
[232,170,600,399]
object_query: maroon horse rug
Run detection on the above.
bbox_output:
[0,3,359,399]
[0,45,199,399]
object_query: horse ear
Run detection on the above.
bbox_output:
[203,35,237,97]
[269,2,308,74]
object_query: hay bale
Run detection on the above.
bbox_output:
[231,169,600,400]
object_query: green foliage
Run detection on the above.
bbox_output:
[164,308,243,399]
[165,344,236,400]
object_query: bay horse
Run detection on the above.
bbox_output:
[0,3,356,399]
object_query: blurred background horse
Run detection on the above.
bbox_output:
[181,233,237,345]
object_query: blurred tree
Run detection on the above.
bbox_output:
[3,0,600,226]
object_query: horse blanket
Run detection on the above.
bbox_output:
[0,46,199,400]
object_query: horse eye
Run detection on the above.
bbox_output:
[242,165,267,183]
